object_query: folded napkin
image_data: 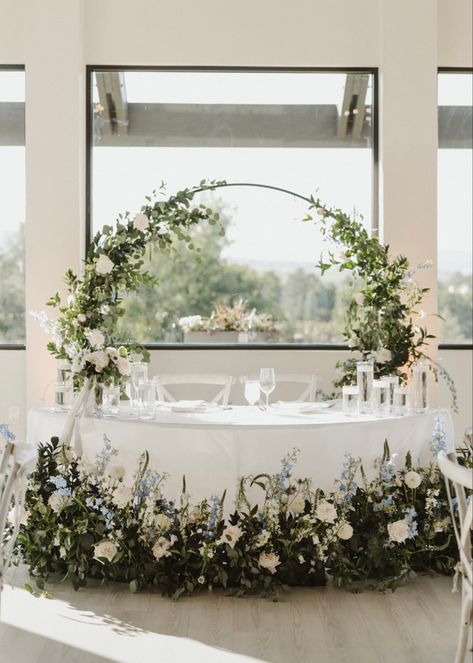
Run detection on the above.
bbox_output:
[273,400,333,413]
[168,400,208,413]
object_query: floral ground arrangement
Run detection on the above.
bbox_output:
[13,422,467,600]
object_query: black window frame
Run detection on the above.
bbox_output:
[0,64,26,351]
[437,66,473,351]
[86,65,379,351]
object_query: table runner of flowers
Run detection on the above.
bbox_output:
[10,419,468,600]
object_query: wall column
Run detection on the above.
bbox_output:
[25,1,86,408]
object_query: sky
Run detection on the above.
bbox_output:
[0,70,471,277]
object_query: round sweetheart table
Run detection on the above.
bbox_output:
[27,405,454,508]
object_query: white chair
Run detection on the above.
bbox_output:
[0,434,37,615]
[437,451,473,663]
[155,374,233,407]
[274,373,318,402]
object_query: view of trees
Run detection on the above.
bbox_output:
[0,222,471,346]
[0,224,25,344]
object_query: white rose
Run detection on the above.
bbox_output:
[86,329,105,348]
[154,513,172,531]
[404,471,422,490]
[152,536,175,560]
[48,493,65,513]
[187,507,203,524]
[111,485,132,508]
[255,530,270,548]
[337,522,354,540]
[258,551,281,575]
[375,347,392,364]
[353,292,364,306]
[315,500,337,523]
[107,347,119,363]
[95,254,114,275]
[387,519,409,544]
[85,350,109,372]
[77,314,87,323]
[109,465,125,481]
[94,540,118,563]
[289,494,306,515]
[133,213,149,232]
[218,524,243,549]
[116,356,130,376]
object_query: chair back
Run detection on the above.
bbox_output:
[155,374,233,407]
[437,451,473,587]
[274,373,318,402]
[0,435,37,611]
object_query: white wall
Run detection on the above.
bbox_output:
[0,0,471,441]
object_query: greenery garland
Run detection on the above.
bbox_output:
[11,420,468,599]
[34,180,455,407]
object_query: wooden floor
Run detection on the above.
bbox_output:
[0,567,465,663]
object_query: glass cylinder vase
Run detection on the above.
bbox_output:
[412,363,429,413]
[357,359,374,413]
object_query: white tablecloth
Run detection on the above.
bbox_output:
[27,405,454,508]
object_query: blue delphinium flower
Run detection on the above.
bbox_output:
[0,423,16,442]
[50,475,68,489]
[335,453,359,505]
[203,495,221,540]
[95,435,114,474]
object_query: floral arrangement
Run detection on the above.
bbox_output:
[33,181,225,392]
[32,180,455,412]
[305,200,456,408]
[179,299,280,335]
[11,419,465,599]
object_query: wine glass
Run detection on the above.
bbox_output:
[259,368,276,409]
[130,362,148,415]
[244,379,260,406]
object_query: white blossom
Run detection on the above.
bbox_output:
[337,522,354,540]
[86,329,105,348]
[387,519,409,543]
[258,550,281,574]
[111,485,132,508]
[85,350,109,372]
[289,494,306,515]
[94,540,118,562]
[218,524,243,549]
[133,213,149,232]
[95,254,114,275]
[375,347,392,364]
[404,471,422,489]
[315,500,337,523]
[353,292,364,306]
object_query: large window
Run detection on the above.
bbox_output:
[438,70,473,346]
[0,67,25,346]
[89,69,376,346]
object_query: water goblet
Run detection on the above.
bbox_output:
[259,368,276,409]
[244,379,261,406]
